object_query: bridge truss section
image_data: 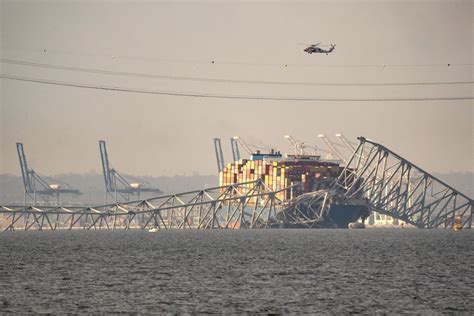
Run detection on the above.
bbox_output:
[333,137,473,229]
[0,180,296,231]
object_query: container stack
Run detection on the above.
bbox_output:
[219,156,344,202]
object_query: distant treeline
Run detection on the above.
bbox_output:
[0,172,472,205]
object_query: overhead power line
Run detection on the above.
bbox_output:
[3,48,474,68]
[1,59,473,87]
[1,74,472,102]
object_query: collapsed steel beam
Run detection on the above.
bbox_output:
[333,137,473,229]
[3,138,470,231]
[0,180,297,231]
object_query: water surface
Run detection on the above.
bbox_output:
[1,229,472,314]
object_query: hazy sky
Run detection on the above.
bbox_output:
[1,0,473,177]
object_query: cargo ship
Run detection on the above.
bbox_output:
[219,149,369,228]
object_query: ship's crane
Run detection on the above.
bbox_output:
[230,138,241,162]
[16,142,81,205]
[99,140,161,203]
[317,134,346,162]
[213,138,225,172]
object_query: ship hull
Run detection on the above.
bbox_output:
[275,190,370,229]
[328,204,369,228]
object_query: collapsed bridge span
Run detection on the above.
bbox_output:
[332,137,472,229]
[1,137,471,231]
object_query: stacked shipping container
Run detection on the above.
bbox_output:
[219,156,344,202]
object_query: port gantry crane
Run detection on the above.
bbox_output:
[335,133,356,152]
[213,138,225,172]
[284,135,311,155]
[214,136,270,172]
[99,140,161,203]
[317,134,347,163]
[232,136,254,156]
[16,143,81,205]
[230,137,241,162]
[214,136,254,174]
[285,135,338,160]
[232,135,275,156]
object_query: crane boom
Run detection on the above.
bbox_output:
[99,140,113,191]
[317,134,346,162]
[335,133,356,152]
[16,143,33,193]
[232,136,253,155]
[16,142,81,205]
[213,138,225,172]
[98,140,160,202]
[230,138,241,162]
[284,135,304,155]
[16,143,52,193]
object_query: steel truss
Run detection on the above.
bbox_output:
[0,180,296,231]
[333,137,473,229]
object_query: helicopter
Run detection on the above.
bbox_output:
[303,43,336,55]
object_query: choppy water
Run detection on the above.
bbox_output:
[0,229,472,314]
